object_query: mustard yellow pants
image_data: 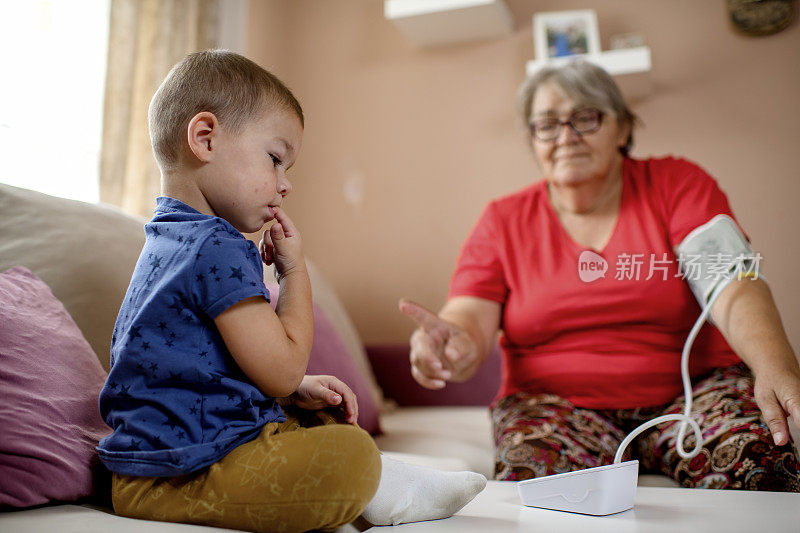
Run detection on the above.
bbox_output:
[112,408,381,532]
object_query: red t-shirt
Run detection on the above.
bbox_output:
[449,157,743,409]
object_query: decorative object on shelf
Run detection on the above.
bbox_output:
[610,33,646,50]
[526,9,651,101]
[533,9,600,61]
[525,47,651,79]
[727,0,795,36]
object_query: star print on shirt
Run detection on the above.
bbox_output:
[229,266,244,282]
[236,397,254,411]
[168,297,183,314]
[99,198,284,475]
[128,325,142,340]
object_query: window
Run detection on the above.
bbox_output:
[0,0,110,203]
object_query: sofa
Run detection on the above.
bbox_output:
[0,182,501,532]
[2,183,798,532]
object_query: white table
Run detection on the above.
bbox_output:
[370,481,800,533]
[4,482,797,533]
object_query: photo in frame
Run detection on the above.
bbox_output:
[533,10,601,61]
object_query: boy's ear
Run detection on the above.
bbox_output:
[187,111,220,163]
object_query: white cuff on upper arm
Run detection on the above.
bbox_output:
[675,215,764,313]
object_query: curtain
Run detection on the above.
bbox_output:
[100,0,220,217]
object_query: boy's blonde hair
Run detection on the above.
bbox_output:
[149,49,304,170]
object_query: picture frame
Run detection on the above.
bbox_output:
[533,10,601,62]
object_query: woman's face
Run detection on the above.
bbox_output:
[530,83,629,187]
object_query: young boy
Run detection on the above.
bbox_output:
[97,50,486,532]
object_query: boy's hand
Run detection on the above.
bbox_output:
[259,207,306,282]
[286,375,359,425]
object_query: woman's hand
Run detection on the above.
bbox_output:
[711,278,800,446]
[399,299,480,389]
[285,375,359,425]
[752,365,800,446]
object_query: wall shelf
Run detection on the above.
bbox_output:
[384,0,513,47]
[525,47,652,101]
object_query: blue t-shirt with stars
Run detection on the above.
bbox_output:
[97,197,284,477]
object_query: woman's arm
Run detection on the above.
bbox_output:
[400,296,501,388]
[711,278,800,445]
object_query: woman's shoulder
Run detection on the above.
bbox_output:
[487,180,548,211]
[626,155,717,193]
[627,155,708,175]
[469,181,550,234]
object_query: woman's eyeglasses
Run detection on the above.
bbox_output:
[529,109,604,142]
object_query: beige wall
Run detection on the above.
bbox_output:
[247,0,800,350]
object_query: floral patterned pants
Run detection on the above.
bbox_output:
[492,363,800,491]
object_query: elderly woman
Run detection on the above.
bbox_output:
[400,61,800,491]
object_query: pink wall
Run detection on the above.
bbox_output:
[247,0,800,351]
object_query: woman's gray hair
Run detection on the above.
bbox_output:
[517,60,639,155]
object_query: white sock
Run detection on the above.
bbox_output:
[361,456,487,526]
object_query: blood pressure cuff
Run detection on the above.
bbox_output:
[675,214,763,312]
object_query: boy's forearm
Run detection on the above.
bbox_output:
[274,264,314,358]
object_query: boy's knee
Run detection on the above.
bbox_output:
[331,424,381,496]
[308,424,381,527]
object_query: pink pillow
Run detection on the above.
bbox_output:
[265,282,381,434]
[0,266,111,507]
